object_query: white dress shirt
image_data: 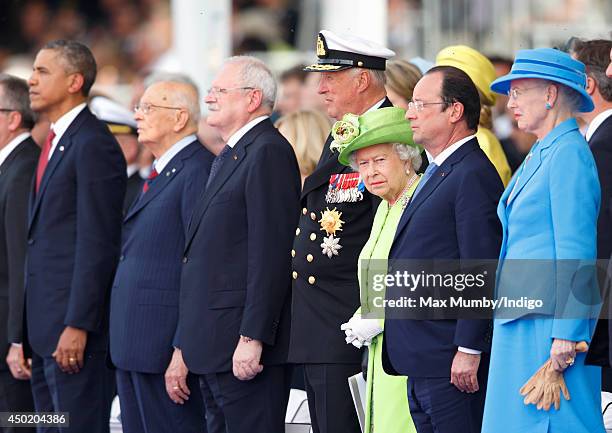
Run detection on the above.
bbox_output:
[153,134,197,173]
[586,108,612,143]
[47,103,87,160]
[0,132,31,168]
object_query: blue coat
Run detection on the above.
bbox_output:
[382,137,503,378]
[25,108,126,357]
[109,140,213,373]
[482,118,605,433]
[177,119,301,374]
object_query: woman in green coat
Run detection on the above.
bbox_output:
[332,107,421,433]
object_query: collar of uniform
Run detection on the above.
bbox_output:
[0,132,30,167]
[227,116,269,149]
[586,108,612,142]
[426,134,476,166]
[154,134,196,173]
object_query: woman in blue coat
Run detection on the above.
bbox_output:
[481,48,605,433]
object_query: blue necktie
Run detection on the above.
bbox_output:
[206,145,231,188]
[410,162,438,202]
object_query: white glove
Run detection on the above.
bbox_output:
[341,316,361,346]
[349,318,383,346]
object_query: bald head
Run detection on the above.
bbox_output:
[134,80,201,156]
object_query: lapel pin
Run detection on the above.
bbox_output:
[59,146,65,152]
[172,168,176,173]
[166,171,170,176]
[233,155,238,160]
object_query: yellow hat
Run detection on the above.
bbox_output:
[436,45,497,106]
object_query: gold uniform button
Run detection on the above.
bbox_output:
[296,228,301,236]
[308,276,316,285]
[291,249,296,258]
[310,212,316,221]
[292,271,298,279]
[306,254,314,262]
[310,233,316,241]
[302,208,307,215]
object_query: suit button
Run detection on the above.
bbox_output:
[182,257,188,264]
[296,228,301,236]
[310,233,316,241]
[310,212,317,221]
[292,271,298,279]
[119,255,124,261]
[27,239,34,245]
[308,276,316,285]
[291,249,296,258]
[306,254,313,262]
[302,208,307,215]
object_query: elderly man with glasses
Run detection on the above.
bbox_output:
[176,56,301,433]
[109,78,214,433]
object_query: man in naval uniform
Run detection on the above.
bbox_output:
[288,30,395,433]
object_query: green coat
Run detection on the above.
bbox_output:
[356,178,419,433]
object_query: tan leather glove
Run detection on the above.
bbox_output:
[519,341,587,411]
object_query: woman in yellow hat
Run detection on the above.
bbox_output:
[436,45,512,186]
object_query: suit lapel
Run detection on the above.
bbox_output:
[185,120,266,249]
[393,139,478,244]
[504,145,542,207]
[125,158,185,222]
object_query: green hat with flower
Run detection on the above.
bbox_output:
[331,107,419,166]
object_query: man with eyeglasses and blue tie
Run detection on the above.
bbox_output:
[176,56,300,433]
[382,66,503,433]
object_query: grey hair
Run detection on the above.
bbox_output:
[350,67,386,88]
[0,73,36,129]
[146,74,201,124]
[43,40,97,96]
[556,84,584,113]
[349,143,422,172]
[224,56,277,111]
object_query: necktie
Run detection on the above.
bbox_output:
[410,162,438,202]
[142,168,158,193]
[206,145,231,188]
[35,129,55,193]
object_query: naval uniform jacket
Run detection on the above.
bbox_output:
[288,98,393,364]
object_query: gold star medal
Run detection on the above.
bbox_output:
[319,208,344,258]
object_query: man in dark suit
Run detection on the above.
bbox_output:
[571,39,612,389]
[26,40,126,432]
[110,79,213,433]
[383,66,503,433]
[288,30,395,433]
[0,74,38,433]
[177,56,300,433]
[90,95,143,215]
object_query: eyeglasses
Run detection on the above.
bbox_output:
[407,100,448,112]
[0,108,16,113]
[133,103,183,115]
[507,86,543,100]
[206,86,256,97]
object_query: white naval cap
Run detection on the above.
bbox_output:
[89,95,137,135]
[304,30,395,72]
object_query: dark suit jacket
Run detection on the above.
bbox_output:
[25,107,126,357]
[584,115,612,377]
[0,137,39,369]
[383,138,503,377]
[178,118,300,374]
[123,171,143,216]
[110,140,213,373]
[287,99,396,365]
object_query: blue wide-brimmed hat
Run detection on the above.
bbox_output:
[490,48,594,112]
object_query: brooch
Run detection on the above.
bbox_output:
[319,208,344,258]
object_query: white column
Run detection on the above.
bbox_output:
[170,0,231,103]
[320,0,388,46]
